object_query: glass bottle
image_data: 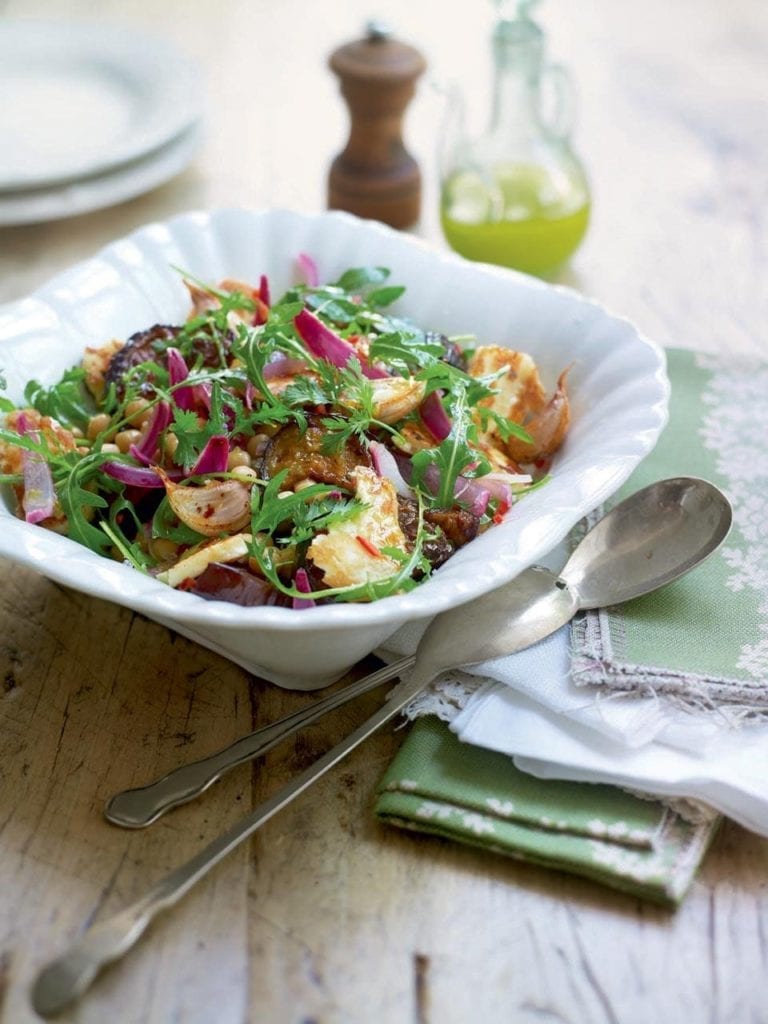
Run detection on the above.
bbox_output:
[439,0,590,276]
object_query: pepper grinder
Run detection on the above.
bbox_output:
[328,21,426,229]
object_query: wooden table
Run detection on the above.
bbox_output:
[1,2,767,1021]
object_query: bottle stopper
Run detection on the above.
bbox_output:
[327,21,427,229]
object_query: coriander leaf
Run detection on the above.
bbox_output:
[169,408,204,469]
[248,470,364,559]
[281,493,363,547]
[280,374,330,408]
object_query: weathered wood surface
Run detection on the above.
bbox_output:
[1,2,767,1022]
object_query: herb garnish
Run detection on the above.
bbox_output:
[0,260,552,608]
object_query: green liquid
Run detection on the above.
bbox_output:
[441,163,590,276]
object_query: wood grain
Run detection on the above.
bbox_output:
[1,1,768,1021]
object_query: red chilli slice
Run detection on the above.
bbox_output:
[356,535,382,558]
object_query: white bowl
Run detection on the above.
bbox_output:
[0,208,669,689]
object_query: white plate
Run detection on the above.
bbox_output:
[0,20,202,192]
[0,124,202,227]
[0,208,669,689]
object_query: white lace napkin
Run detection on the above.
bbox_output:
[453,682,768,837]
[379,619,726,755]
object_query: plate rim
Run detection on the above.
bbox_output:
[0,124,203,227]
[0,19,202,192]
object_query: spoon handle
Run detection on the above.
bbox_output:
[31,669,431,1018]
[104,655,415,828]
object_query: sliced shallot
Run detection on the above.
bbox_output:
[21,436,56,524]
[160,471,252,537]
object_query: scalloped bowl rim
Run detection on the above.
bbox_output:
[0,207,670,635]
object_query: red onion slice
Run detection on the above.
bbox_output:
[259,273,271,308]
[15,418,56,524]
[296,252,319,288]
[103,462,174,488]
[421,462,495,514]
[21,436,56,524]
[292,567,316,609]
[191,435,229,475]
[132,401,171,462]
[293,309,388,380]
[167,347,197,411]
[369,440,413,498]
[263,356,309,380]
[419,390,452,441]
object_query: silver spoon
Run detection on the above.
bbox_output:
[105,475,732,829]
[31,476,731,1017]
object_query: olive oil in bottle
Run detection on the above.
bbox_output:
[440,1,590,276]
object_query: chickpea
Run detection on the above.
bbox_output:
[149,537,179,564]
[226,447,251,470]
[86,413,113,441]
[231,465,258,483]
[124,399,151,426]
[114,429,142,454]
[100,443,120,454]
[163,432,179,458]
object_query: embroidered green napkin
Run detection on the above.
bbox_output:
[376,717,719,905]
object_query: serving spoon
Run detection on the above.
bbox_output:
[106,475,732,829]
[31,476,731,1016]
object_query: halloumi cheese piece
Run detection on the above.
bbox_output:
[467,345,569,463]
[308,467,406,589]
[82,339,123,400]
[157,534,254,588]
[467,346,544,444]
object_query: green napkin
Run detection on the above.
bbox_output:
[376,717,719,905]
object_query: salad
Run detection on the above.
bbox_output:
[0,256,570,609]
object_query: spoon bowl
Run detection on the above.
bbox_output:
[563,476,733,609]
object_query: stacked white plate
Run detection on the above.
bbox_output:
[0,21,203,226]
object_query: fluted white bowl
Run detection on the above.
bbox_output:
[0,208,669,688]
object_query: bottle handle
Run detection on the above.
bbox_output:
[541,62,575,140]
[432,76,468,180]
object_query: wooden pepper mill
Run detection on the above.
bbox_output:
[328,21,426,229]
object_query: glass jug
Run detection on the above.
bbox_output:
[439,0,590,276]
